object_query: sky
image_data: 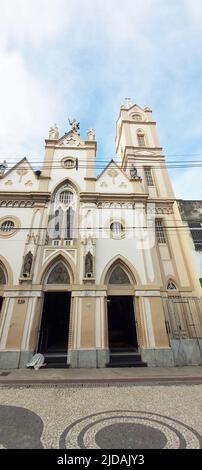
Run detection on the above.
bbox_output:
[0,0,202,199]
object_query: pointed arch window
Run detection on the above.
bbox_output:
[47,182,77,244]
[167,280,177,290]
[109,266,130,285]
[59,190,74,205]
[0,266,6,285]
[137,131,146,147]
[47,262,70,284]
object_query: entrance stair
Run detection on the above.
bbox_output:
[44,353,69,368]
[107,348,147,368]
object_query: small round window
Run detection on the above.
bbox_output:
[131,113,142,121]
[62,158,75,169]
[59,190,74,204]
[110,221,124,237]
[0,220,14,233]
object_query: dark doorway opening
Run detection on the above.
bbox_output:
[38,292,71,355]
[107,295,138,350]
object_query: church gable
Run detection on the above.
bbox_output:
[96,160,131,193]
[57,131,85,148]
[0,158,38,191]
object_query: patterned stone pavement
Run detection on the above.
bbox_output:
[0,384,202,449]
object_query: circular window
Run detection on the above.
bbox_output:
[131,113,142,121]
[0,220,14,232]
[0,216,20,237]
[110,221,124,238]
[61,157,76,169]
[59,190,74,204]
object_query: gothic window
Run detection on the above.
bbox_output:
[144,167,154,186]
[48,182,77,243]
[47,262,70,284]
[167,280,177,290]
[137,131,146,147]
[155,219,166,244]
[0,267,6,284]
[59,190,74,204]
[109,266,130,284]
[0,220,14,232]
[66,207,74,239]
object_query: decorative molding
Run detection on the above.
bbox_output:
[0,200,35,208]
[147,204,174,215]
[96,201,135,209]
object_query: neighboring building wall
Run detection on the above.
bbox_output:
[178,200,202,284]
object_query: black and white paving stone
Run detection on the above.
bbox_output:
[0,385,201,449]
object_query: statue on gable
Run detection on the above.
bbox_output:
[22,251,33,277]
[0,160,8,176]
[49,124,59,140]
[68,118,80,133]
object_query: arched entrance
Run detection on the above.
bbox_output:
[38,261,72,367]
[107,265,138,351]
[104,261,146,367]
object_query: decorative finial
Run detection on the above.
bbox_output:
[49,124,59,140]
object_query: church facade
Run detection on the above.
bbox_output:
[0,102,201,369]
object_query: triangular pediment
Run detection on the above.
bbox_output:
[96,160,131,192]
[0,157,38,190]
[57,131,84,148]
[1,157,36,179]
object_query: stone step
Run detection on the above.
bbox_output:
[106,361,147,368]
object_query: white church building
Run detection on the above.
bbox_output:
[0,102,201,369]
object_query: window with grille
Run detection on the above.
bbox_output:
[188,222,202,251]
[137,133,146,147]
[132,113,142,121]
[155,219,166,244]
[0,220,14,232]
[110,221,124,236]
[144,167,154,186]
[59,190,74,204]
[63,159,75,168]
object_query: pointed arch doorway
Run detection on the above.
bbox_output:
[106,264,138,351]
[38,261,72,366]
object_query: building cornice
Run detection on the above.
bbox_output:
[0,191,50,207]
[80,192,149,203]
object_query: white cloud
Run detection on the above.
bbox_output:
[0,0,202,200]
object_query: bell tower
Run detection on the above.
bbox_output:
[115,100,174,199]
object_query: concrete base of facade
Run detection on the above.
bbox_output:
[141,347,175,367]
[0,350,34,369]
[68,348,109,368]
[170,339,202,366]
